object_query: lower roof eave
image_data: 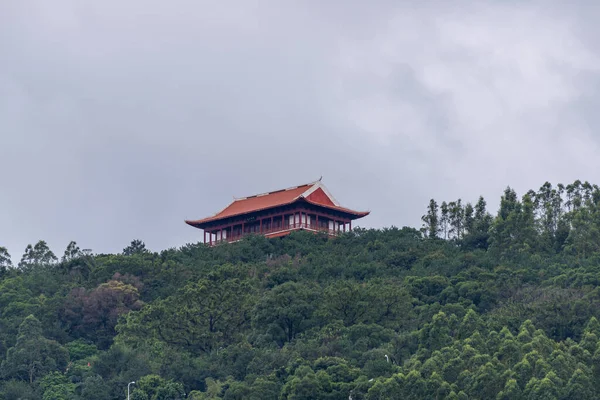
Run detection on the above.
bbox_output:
[185,206,370,230]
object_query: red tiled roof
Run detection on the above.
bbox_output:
[185,181,369,227]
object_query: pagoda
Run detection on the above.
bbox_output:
[185,179,370,246]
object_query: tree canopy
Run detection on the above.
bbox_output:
[3,180,600,398]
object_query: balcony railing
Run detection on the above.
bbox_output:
[208,223,342,246]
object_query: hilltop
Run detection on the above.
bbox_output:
[1,180,600,399]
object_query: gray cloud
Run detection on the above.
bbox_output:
[2,0,600,261]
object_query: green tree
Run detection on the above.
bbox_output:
[322,281,371,326]
[463,195,492,249]
[418,312,453,352]
[123,239,149,256]
[118,274,255,353]
[421,199,439,239]
[0,246,12,268]
[489,188,538,260]
[254,282,318,344]
[134,374,185,400]
[247,376,280,400]
[39,371,75,400]
[564,368,593,399]
[523,373,559,400]
[496,378,522,400]
[80,375,110,400]
[440,202,449,239]
[18,240,57,268]
[0,379,36,400]
[1,315,68,384]
[463,202,474,237]
[448,199,464,240]
[61,240,82,262]
[563,206,600,258]
[280,366,324,400]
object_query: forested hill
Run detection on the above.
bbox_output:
[2,181,600,399]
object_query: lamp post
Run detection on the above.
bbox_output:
[127,381,135,400]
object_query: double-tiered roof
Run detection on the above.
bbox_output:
[186,179,369,245]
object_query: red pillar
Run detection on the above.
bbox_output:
[204,231,206,244]
[343,222,346,232]
[349,221,352,231]
[210,231,213,246]
[260,218,263,234]
[271,216,274,232]
[316,214,319,231]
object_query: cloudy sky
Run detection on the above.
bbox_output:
[2,1,600,261]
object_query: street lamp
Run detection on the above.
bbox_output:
[127,381,136,400]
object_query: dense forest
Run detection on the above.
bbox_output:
[3,180,600,399]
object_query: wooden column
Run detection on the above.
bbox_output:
[349,221,352,231]
[316,214,319,231]
[204,231,206,244]
[260,218,263,234]
[271,216,274,231]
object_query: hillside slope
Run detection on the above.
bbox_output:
[1,181,600,399]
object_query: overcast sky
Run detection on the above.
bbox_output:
[2,1,600,261]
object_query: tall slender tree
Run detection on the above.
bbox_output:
[0,246,12,268]
[440,202,449,240]
[421,199,439,239]
[464,203,475,236]
[448,199,464,240]
[461,196,492,250]
[62,241,82,262]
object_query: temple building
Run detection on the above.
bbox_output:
[185,179,370,246]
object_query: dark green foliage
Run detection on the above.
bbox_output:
[421,199,439,239]
[4,180,600,397]
[0,246,12,269]
[123,239,149,256]
[1,315,68,384]
[62,241,82,263]
[18,240,57,269]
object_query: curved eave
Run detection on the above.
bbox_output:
[185,199,370,230]
[302,199,370,219]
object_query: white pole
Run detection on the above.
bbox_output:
[127,381,136,400]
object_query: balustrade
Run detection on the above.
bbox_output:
[208,222,341,246]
